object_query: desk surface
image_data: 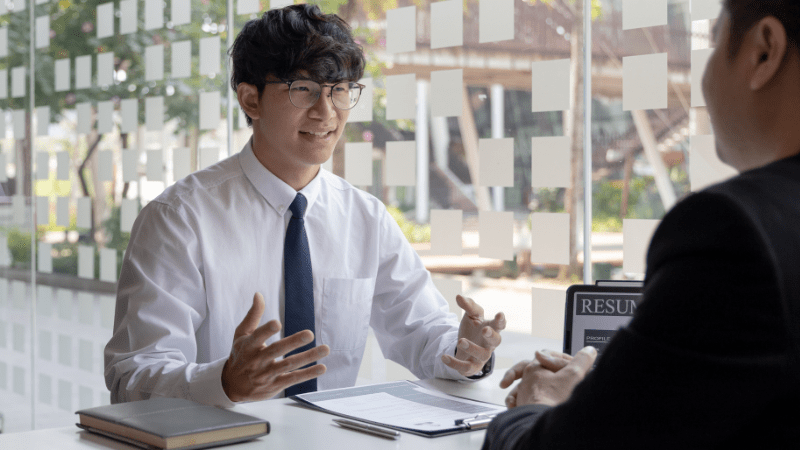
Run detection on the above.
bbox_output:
[0,372,512,450]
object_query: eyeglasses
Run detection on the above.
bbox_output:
[264,79,366,110]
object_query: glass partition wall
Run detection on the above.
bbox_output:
[0,0,719,432]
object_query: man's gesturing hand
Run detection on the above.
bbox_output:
[221,293,330,402]
[442,295,505,377]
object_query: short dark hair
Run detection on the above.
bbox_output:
[725,0,800,59]
[229,4,366,126]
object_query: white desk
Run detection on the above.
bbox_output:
[0,372,510,450]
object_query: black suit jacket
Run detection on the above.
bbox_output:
[483,154,800,449]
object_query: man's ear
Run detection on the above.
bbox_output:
[237,83,261,122]
[749,16,788,91]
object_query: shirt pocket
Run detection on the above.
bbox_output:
[320,277,375,351]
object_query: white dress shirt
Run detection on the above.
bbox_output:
[105,139,478,407]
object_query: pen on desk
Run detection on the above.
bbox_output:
[333,418,401,440]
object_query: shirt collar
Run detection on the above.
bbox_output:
[239,137,322,217]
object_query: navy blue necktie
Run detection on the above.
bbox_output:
[284,193,317,397]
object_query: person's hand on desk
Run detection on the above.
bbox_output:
[500,346,597,408]
[221,292,330,402]
[442,295,506,377]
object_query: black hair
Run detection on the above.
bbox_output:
[725,0,800,59]
[229,4,366,126]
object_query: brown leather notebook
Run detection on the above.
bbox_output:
[75,397,269,450]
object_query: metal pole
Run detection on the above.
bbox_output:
[226,0,235,156]
[415,80,429,223]
[29,0,37,429]
[583,0,593,283]
[490,83,505,211]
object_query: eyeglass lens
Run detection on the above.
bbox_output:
[289,80,361,110]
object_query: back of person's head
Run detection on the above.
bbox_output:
[229,3,366,125]
[725,0,800,58]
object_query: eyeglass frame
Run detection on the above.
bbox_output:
[262,79,366,111]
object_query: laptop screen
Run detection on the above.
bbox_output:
[564,285,643,358]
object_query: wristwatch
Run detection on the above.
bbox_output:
[465,352,495,380]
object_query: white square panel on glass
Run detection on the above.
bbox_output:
[121,199,137,233]
[145,45,164,81]
[347,77,373,123]
[13,195,26,225]
[478,138,514,187]
[171,40,191,79]
[270,0,292,8]
[690,134,737,192]
[173,147,191,181]
[35,15,49,49]
[172,0,190,26]
[531,59,571,112]
[36,152,49,180]
[622,218,660,274]
[0,69,7,98]
[146,149,163,181]
[199,91,221,130]
[11,66,25,98]
[431,0,462,49]
[122,150,138,182]
[531,287,565,340]
[479,0,514,43]
[146,96,164,132]
[479,211,513,260]
[0,26,7,57]
[97,52,114,86]
[530,212,569,265]
[199,36,221,76]
[100,248,117,282]
[78,245,94,279]
[691,48,714,108]
[38,242,53,273]
[344,142,372,187]
[56,197,69,227]
[622,0,667,31]
[386,6,416,54]
[385,141,416,186]
[97,101,114,134]
[97,3,114,38]
[432,277,464,319]
[430,209,463,256]
[385,74,416,120]
[97,150,114,181]
[199,147,219,170]
[692,0,722,21]
[431,69,463,118]
[145,0,164,30]
[77,197,92,229]
[238,0,258,15]
[12,109,25,139]
[75,55,92,89]
[120,98,138,134]
[36,197,49,226]
[623,53,668,111]
[56,151,69,180]
[55,58,70,92]
[120,0,138,35]
[36,105,49,136]
[76,102,92,135]
[531,136,570,188]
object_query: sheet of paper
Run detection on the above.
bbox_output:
[76,102,92,135]
[55,58,70,92]
[146,96,164,132]
[478,138,513,187]
[77,196,92,229]
[36,106,49,136]
[479,0,514,43]
[146,149,163,181]
[11,66,25,98]
[344,142,372,186]
[385,74,416,120]
[171,40,191,79]
[145,45,164,81]
[623,53,668,111]
[432,277,463,319]
[431,0,462,49]
[199,91,220,130]
[531,136,570,187]
[0,69,7,99]
[36,15,49,49]
[237,0,259,15]
[386,6,416,54]
[36,196,49,226]
[622,0,667,30]
[530,212,570,265]
[145,0,163,30]
[385,141,416,186]
[122,150,138,182]
[0,26,7,57]
[97,101,113,134]
[199,147,219,170]
[56,151,69,180]
[173,147,191,180]
[691,0,722,21]
[97,150,114,181]
[531,287,566,340]
[531,59,570,112]
[36,152,49,180]
[56,197,69,227]
[13,195,26,225]
[75,55,92,89]
[78,245,94,279]
[347,77,373,123]
[622,218,660,274]
[691,48,714,108]
[12,109,25,139]
[97,3,114,38]
[121,199,137,233]
[120,0,137,35]
[38,243,52,273]
[100,248,117,282]
[172,0,190,26]
[120,98,138,133]
[200,37,221,76]
[431,209,463,256]
[97,52,114,86]
[430,69,462,118]
[479,211,513,260]
[690,134,737,191]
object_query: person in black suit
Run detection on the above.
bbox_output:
[483,0,800,448]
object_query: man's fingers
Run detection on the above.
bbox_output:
[566,346,598,376]
[273,364,327,394]
[457,339,493,362]
[535,350,570,372]
[456,295,484,319]
[249,320,282,346]
[268,345,330,376]
[441,354,480,375]
[480,326,502,347]
[234,292,266,339]
[490,312,507,331]
[505,385,519,408]
[499,360,531,389]
[260,330,316,361]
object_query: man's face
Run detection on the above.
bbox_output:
[253,76,350,172]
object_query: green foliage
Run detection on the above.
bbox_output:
[387,206,431,243]
[592,177,665,232]
[7,228,33,268]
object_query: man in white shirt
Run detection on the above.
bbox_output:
[105,4,505,407]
